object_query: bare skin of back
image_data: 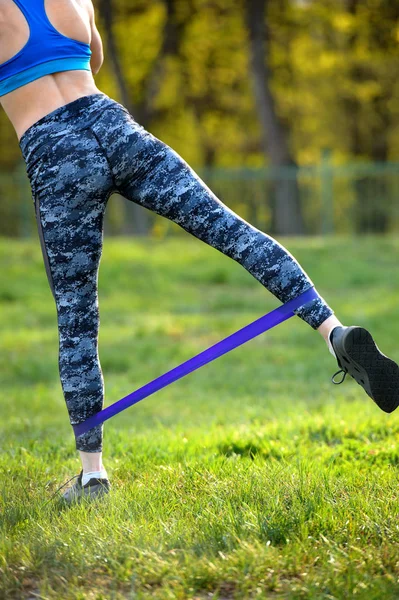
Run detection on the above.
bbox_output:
[0,0,103,140]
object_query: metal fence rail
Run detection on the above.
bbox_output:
[1,158,399,237]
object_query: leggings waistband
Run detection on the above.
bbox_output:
[19,93,116,161]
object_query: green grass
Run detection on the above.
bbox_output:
[1,235,399,599]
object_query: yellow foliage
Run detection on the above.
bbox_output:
[1,0,399,175]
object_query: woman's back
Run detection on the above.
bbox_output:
[0,0,101,139]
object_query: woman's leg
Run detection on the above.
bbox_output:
[108,118,333,329]
[29,131,113,463]
[102,117,399,413]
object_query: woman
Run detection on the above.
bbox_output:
[1,0,398,503]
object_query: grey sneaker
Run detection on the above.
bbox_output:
[61,470,111,504]
[330,326,399,413]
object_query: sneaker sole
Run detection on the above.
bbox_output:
[340,327,399,413]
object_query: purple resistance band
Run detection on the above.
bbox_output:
[73,287,318,437]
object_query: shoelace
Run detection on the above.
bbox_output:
[331,369,348,385]
[42,473,80,507]
[329,328,347,385]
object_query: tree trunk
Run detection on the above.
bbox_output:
[98,0,149,235]
[141,0,181,123]
[245,0,304,235]
[345,0,389,233]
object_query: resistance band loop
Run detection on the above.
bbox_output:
[74,287,318,436]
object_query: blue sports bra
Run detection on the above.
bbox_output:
[0,0,92,97]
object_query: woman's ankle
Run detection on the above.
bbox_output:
[317,315,343,343]
[79,450,104,473]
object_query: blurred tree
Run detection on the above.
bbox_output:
[98,0,149,234]
[245,0,304,234]
[144,0,183,123]
[1,0,399,236]
[180,0,252,168]
[343,0,399,232]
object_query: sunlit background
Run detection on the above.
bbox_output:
[1,0,398,237]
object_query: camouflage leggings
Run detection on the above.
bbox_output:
[19,94,333,453]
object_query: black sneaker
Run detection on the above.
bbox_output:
[330,326,399,413]
[61,471,111,504]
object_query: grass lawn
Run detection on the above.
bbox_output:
[1,235,399,599]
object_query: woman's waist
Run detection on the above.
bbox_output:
[19,90,120,164]
[3,72,101,142]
